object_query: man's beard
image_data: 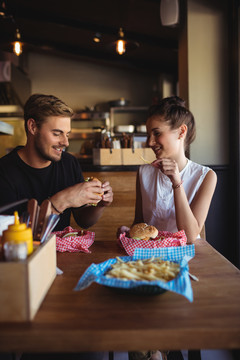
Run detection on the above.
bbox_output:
[34,134,63,162]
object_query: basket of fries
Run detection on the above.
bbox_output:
[74,245,195,301]
[118,230,187,256]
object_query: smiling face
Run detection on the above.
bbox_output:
[146,115,184,160]
[32,116,71,163]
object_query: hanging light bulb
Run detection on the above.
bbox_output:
[107,27,139,55]
[0,1,6,17]
[13,28,22,56]
[93,32,102,43]
[116,28,126,55]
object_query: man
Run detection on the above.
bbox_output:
[0,94,113,230]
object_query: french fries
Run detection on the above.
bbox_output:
[105,256,180,282]
[139,155,152,164]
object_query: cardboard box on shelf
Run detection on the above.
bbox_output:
[93,148,122,165]
[92,148,155,166]
[122,148,155,165]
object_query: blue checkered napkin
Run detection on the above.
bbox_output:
[74,256,131,291]
[74,246,195,302]
[133,244,195,261]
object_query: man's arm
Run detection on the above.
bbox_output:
[49,180,113,229]
[71,180,113,228]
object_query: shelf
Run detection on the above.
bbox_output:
[72,111,109,121]
[110,106,148,113]
[109,106,148,135]
[0,105,23,117]
[68,128,103,140]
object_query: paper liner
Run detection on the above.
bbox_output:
[118,230,187,256]
[53,226,95,253]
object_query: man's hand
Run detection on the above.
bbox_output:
[99,181,113,207]
[71,180,113,229]
[65,179,104,208]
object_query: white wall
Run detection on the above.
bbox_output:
[188,0,229,165]
[28,53,156,111]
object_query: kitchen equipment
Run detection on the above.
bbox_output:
[109,106,148,136]
[108,98,130,107]
[27,198,39,235]
[72,110,109,121]
[40,214,60,244]
[136,124,146,133]
[20,211,30,226]
[114,125,134,133]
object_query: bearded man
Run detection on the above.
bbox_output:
[0,94,113,230]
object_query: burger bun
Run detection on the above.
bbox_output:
[129,223,158,241]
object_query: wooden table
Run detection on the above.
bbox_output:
[0,239,239,354]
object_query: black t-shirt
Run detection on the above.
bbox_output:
[0,147,84,230]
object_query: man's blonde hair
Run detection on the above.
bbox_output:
[24,94,74,134]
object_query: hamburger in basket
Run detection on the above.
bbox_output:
[129,223,158,240]
[118,222,187,256]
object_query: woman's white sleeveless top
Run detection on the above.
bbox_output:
[139,159,211,232]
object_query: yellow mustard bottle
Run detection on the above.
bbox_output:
[2,211,33,255]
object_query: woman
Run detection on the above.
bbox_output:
[120,96,217,244]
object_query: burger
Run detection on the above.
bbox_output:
[85,176,104,205]
[85,176,104,195]
[129,223,158,241]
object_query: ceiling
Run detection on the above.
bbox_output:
[0,0,183,74]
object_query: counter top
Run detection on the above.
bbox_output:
[79,162,227,173]
[80,164,140,172]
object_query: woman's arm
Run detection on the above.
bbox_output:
[154,158,217,243]
[174,169,217,242]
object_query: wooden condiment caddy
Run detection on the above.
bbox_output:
[0,234,56,322]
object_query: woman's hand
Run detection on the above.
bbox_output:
[152,158,181,187]
[116,225,130,238]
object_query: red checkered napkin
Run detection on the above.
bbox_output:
[118,230,187,256]
[53,226,95,253]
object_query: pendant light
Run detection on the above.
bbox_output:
[93,32,102,43]
[0,0,6,17]
[13,28,22,56]
[116,28,126,55]
[108,27,139,56]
